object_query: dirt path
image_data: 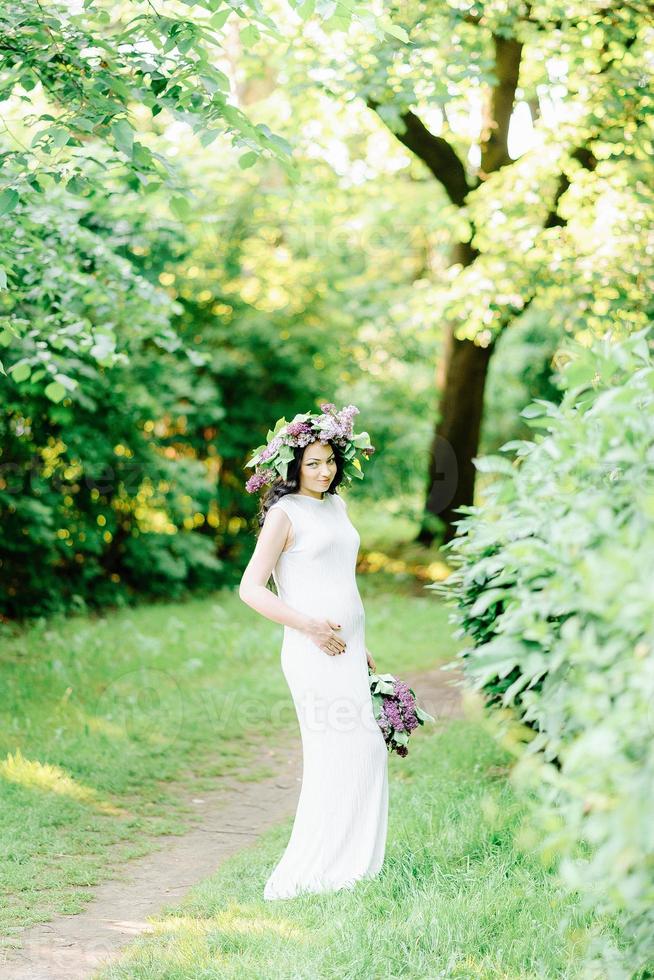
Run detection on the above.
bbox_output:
[0,662,465,980]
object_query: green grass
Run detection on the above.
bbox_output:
[0,577,451,939]
[98,721,596,980]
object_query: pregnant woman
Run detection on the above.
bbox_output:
[239,403,388,900]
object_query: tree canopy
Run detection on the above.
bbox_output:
[1,1,652,609]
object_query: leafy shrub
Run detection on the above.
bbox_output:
[433,326,654,977]
[0,192,223,619]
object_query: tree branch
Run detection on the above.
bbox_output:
[544,146,597,229]
[366,97,474,207]
[479,34,523,176]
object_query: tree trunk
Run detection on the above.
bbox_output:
[415,233,494,547]
[416,327,495,546]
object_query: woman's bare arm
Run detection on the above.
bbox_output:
[239,508,347,655]
[238,509,312,631]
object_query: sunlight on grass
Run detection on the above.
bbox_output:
[215,907,307,941]
[147,906,307,941]
[0,748,126,816]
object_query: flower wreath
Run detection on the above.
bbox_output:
[244,402,375,493]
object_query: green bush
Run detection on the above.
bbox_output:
[433,326,654,978]
[0,191,223,619]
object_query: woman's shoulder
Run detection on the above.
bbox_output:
[267,496,295,515]
[266,495,310,523]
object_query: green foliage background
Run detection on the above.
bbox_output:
[1,1,653,625]
[438,327,654,977]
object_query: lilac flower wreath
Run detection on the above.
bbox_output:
[244,402,375,493]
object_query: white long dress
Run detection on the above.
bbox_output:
[263,490,389,900]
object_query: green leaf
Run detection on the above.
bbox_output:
[240,25,260,45]
[209,9,231,29]
[376,681,395,694]
[45,381,67,403]
[66,175,90,195]
[498,440,532,453]
[132,142,154,169]
[111,119,134,157]
[238,151,258,169]
[473,455,515,475]
[520,400,552,419]
[49,127,70,149]
[9,362,31,383]
[108,76,131,100]
[72,114,96,133]
[0,189,19,217]
[199,129,221,148]
[170,195,192,220]
[469,588,507,617]
[384,22,409,42]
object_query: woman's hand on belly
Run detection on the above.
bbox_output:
[300,617,347,657]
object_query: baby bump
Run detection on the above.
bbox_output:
[279,586,364,634]
[280,621,375,732]
[281,604,364,667]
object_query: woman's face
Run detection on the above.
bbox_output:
[299,441,337,495]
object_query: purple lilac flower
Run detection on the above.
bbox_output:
[393,681,420,732]
[403,710,419,732]
[382,698,405,732]
[337,405,360,439]
[316,413,345,444]
[399,683,416,703]
[286,420,312,438]
[260,436,282,461]
[245,470,270,494]
[394,681,414,709]
[283,419,319,448]
[312,402,356,446]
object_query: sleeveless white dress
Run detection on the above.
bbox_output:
[263,491,389,900]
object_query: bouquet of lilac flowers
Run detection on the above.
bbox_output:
[368,671,435,757]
